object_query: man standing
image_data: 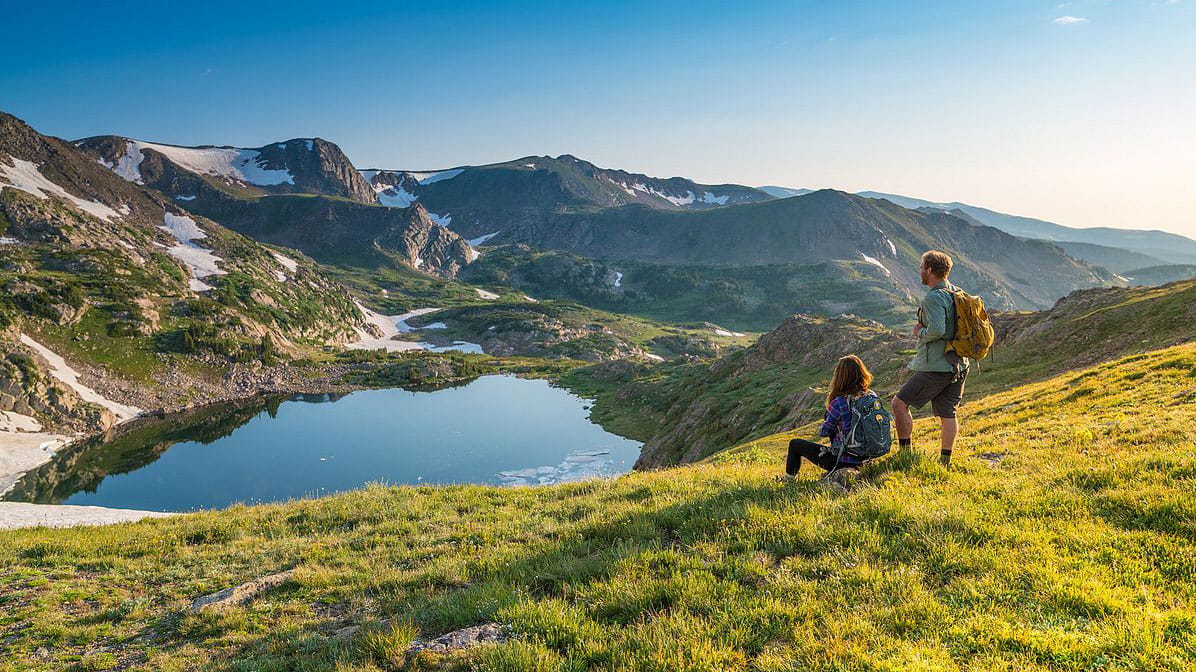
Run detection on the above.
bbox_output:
[892,250,968,466]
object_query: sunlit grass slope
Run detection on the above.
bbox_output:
[1,344,1194,671]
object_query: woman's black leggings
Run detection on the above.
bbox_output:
[786,438,842,475]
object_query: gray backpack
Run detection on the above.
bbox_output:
[839,393,893,462]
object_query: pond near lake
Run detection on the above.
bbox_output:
[4,376,641,512]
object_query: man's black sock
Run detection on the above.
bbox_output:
[899,438,912,448]
[940,449,952,465]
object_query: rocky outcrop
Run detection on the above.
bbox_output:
[190,569,296,613]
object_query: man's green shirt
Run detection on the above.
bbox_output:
[910,280,969,373]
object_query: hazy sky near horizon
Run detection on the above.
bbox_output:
[2,1,1193,237]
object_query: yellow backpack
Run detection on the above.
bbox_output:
[947,288,995,360]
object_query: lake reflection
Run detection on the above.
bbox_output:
[5,376,640,512]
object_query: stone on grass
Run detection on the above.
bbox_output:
[190,569,296,613]
[407,623,506,653]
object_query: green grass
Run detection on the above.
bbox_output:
[1,342,1193,670]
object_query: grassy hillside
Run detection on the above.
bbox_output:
[465,246,918,331]
[575,280,1196,469]
[1,343,1193,671]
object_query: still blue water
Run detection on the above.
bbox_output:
[49,376,641,512]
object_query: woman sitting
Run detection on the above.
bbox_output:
[786,354,878,476]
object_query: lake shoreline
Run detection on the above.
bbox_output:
[0,355,503,529]
[2,374,642,524]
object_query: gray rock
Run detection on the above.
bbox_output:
[407,623,505,653]
[189,569,296,613]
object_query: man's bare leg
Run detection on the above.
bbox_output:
[939,417,958,465]
[892,395,913,451]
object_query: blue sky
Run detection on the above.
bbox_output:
[2,1,1193,237]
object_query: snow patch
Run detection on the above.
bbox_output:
[884,236,897,256]
[270,251,298,273]
[97,140,145,184]
[625,181,696,206]
[0,237,19,245]
[18,335,141,421]
[174,194,197,201]
[134,141,293,186]
[429,212,452,227]
[859,252,892,276]
[393,307,442,333]
[468,231,501,246]
[713,328,745,337]
[0,156,121,222]
[378,186,418,207]
[643,353,665,362]
[413,256,424,269]
[699,191,729,205]
[160,212,226,289]
[411,169,464,185]
[613,271,624,288]
[522,295,538,303]
[475,288,499,300]
[522,163,536,168]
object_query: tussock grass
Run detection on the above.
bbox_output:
[1,344,1194,670]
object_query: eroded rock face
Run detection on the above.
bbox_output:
[189,569,296,613]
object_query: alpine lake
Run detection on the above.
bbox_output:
[3,376,642,512]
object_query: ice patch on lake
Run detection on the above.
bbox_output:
[134,141,293,186]
[421,341,485,354]
[496,449,626,486]
[0,156,121,222]
[859,252,891,276]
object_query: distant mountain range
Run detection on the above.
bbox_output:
[32,111,1192,325]
[763,186,1196,267]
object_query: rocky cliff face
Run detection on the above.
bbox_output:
[78,135,377,203]
[173,193,475,278]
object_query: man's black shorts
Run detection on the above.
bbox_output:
[896,369,968,418]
